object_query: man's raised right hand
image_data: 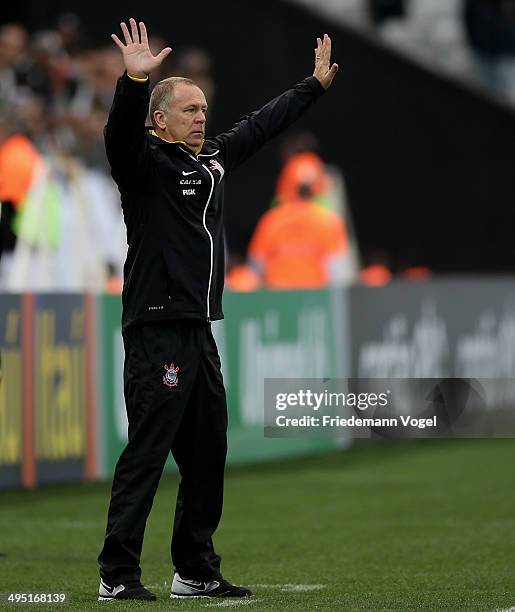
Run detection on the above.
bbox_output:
[111,18,172,78]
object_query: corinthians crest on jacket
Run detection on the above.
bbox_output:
[209,158,225,183]
[163,363,180,388]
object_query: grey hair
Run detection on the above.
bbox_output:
[149,76,197,129]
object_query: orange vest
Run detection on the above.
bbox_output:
[225,264,261,292]
[248,199,348,289]
[0,134,44,207]
[360,264,392,286]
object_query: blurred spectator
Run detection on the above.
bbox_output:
[360,264,392,286]
[0,127,44,279]
[276,151,330,205]
[368,0,408,25]
[225,255,261,292]
[279,131,319,161]
[15,92,52,150]
[272,132,361,276]
[56,13,83,56]
[275,131,353,220]
[248,180,351,289]
[152,45,215,112]
[275,133,331,207]
[7,155,126,292]
[172,47,215,109]
[148,35,176,84]
[360,251,392,286]
[0,23,27,68]
[464,0,515,57]
[0,133,43,207]
[463,0,515,98]
[401,265,432,280]
[70,100,110,169]
[17,30,70,109]
[0,23,28,112]
[247,134,354,290]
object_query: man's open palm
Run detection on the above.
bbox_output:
[313,34,339,90]
[111,18,172,78]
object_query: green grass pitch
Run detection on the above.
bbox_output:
[1,439,515,611]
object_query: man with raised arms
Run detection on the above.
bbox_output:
[97,18,338,601]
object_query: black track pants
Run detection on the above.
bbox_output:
[98,321,228,583]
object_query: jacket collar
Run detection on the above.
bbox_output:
[147,128,204,155]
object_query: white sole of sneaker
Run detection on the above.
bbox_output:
[97,596,116,601]
[170,594,212,599]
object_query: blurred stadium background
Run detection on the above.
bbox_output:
[1,0,515,609]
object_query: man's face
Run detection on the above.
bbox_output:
[159,83,208,149]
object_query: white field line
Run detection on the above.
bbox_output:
[146,582,327,591]
[250,584,327,592]
[145,581,170,590]
[202,600,263,608]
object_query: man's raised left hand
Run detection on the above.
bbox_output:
[313,34,339,90]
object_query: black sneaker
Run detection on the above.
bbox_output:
[170,572,252,598]
[98,578,157,601]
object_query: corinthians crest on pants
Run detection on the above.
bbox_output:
[163,363,180,388]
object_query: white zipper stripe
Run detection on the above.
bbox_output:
[201,164,215,320]
[178,145,199,162]
[198,149,220,157]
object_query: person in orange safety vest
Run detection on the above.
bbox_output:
[248,181,349,289]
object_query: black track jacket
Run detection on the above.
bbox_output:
[106,72,326,330]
